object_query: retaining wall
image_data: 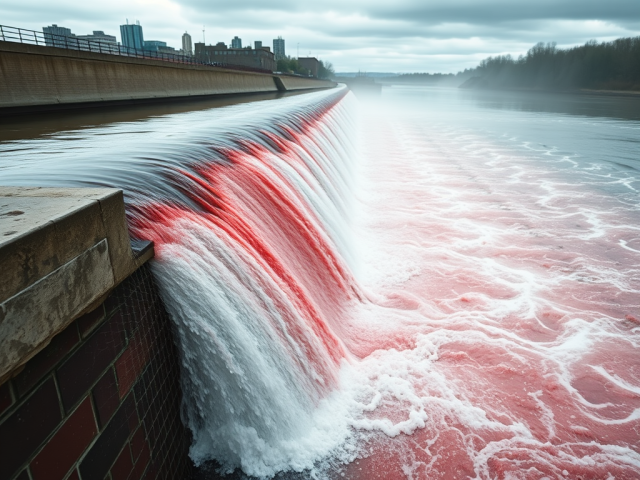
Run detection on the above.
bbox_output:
[0,187,192,480]
[0,266,191,480]
[275,75,338,91]
[0,41,336,110]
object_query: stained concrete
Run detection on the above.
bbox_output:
[0,41,336,110]
[275,75,339,91]
[0,239,113,378]
[0,187,151,381]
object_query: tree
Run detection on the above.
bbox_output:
[318,60,335,79]
[277,56,304,75]
[460,37,640,91]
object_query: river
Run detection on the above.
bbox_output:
[1,85,639,479]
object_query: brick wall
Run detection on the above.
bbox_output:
[0,264,192,480]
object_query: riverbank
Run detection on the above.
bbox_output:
[0,41,335,114]
[577,88,640,97]
[459,78,640,98]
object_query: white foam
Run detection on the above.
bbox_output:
[148,89,640,478]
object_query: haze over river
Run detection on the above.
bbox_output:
[1,86,639,479]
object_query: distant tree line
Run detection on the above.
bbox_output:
[317,60,335,80]
[276,56,335,79]
[461,37,640,91]
[382,72,458,85]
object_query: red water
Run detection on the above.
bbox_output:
[128,91,639,479]
[338,107,640,479]
[130,100,358,401]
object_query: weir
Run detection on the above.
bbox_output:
[2,83,639,480]
[0,87,357,479]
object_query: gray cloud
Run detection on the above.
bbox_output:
[367,0,640,24]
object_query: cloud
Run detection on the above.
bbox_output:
[1,0,638,72]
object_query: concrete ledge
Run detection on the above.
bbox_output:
[0,187,151,380]
[275,75,338,91]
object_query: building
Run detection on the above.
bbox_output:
[74,30,118,53]
[120,21,144,50]
[158,45,178,55]
[143,40,166,51]
[273,36,285,61]
[194,42,276,71]
[254,40,262,49]
[142,41,178,55]
[231,36,242,49]
[42,24,74,48]
[298,57,320,77]
[76,31,117,45]
[182,32,193,56]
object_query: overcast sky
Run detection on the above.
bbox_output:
[2,0,639,73]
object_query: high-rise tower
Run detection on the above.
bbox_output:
[120,21,144,50]
[182,32,193,55]
[273,36,285,60]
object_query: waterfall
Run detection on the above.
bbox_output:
[3,85,640,479]
[128,89,364,475]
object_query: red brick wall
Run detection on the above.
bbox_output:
[0,264,192,480]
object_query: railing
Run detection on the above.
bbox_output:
[0,24,273,75]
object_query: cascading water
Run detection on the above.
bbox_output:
[2,85,639,479]
[128,90,363,475]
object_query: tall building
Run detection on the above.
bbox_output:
[182,32,193,56]
[42,25,74,48]
[273,36,285,61]
[254,41,262,49]
[231,36,242,49]
[120,21,144,50]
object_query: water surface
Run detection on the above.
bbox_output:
[1,86,639,479]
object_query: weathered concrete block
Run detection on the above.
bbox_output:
[275,75,337,91]
[0,239,114,380]
[0,187,150,380]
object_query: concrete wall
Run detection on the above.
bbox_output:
[0,188,148,381]
[0,187,192,480]
[275,74,337,91]
[0,265,192,480]
[0,41,335,110]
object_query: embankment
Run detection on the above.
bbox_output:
[459,76,640,97]
[0,41,335,112]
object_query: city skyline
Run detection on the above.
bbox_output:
[38,21,283,59]
[1,0,639,72]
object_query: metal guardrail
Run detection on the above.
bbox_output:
[0,24,273,75]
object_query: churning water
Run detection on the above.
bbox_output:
[1,85,639,479]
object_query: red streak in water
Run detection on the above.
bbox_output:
[130,94,355,393]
